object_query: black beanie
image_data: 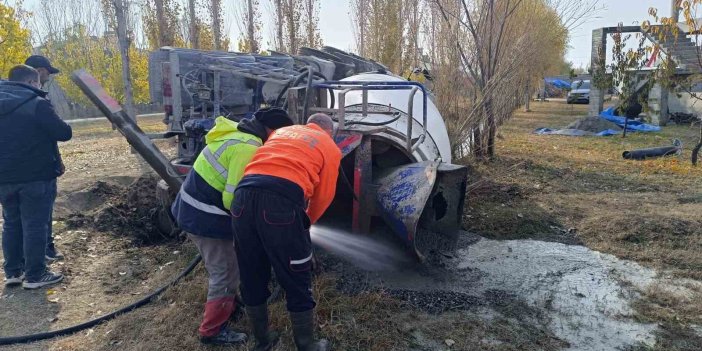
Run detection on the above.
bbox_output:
[254,107,294,129]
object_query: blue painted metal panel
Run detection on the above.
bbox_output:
[375,161,438,245]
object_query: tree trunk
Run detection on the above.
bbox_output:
[274,0,285,51]
[472,128,482,158]
[286,0,298,53]
[211,0,222,50]
[188,0,199,49]
[482,97,495,159]
[113,0,136,122]
[306,0,315,47]
[247,0,258,52]
[359,0,365,56]
[154,0,166,47]
[524,82,531,112]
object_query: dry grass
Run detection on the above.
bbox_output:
[44,269,569,351]
[464,101,702,276]
[461,100,702,350]
[48,272,410,351]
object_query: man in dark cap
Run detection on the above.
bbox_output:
[25,55,60,86]
[171,108,293,346]
[25,55,63,262]
[0,65,71,290]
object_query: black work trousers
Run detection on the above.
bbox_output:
[231,186,315,313]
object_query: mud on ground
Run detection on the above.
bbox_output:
[61,175,176,245]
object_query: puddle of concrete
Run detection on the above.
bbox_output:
[456,238,658,351]
[317,227,666,351]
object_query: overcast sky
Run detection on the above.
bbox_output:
[24,0,674,68]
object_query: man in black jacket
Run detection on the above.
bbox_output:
[24,55,63,261]
[0,65,72,289]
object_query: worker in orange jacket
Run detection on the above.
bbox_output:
[231,113,340,351]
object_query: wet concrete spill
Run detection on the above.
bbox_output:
[313,226,660,350]
[458,239,657,351]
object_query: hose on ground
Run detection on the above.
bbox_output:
[0,254,202,346]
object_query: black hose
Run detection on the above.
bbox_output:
[274,68,327,110]
[275,69,309,107]
[0,254,202,346]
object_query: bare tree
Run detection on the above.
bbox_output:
[404,0,424,69]
[362,0,405,73]
[211,0,222,50]
[351,0,369,56]
[111,0,136,121]
[547,0,604,31]
[283,0,302,53]
[235,0,260,52]
[154,0,167,46]
[273,0,285,51]
[433,0,570,159]
[303,0,322,48]
[271,0,319,53]
[188,0,199,48]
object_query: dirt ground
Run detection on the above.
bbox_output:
[1,102,701,351]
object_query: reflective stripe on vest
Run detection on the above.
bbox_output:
[225,184,237,193]
[202,139,262,180]
[179,188,229,216]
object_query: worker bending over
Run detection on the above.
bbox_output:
[171,108,293,346]
[232,113,341,351]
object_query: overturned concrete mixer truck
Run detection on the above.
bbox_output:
[72,46,468,261]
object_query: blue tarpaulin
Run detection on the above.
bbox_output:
[534,128,621,137]
[599,107,661,132]
[534,107,661,137]
[544,78,571,89]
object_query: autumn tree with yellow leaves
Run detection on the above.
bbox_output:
[0,2,31,79]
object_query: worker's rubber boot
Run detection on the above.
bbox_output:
[290,310,330,351]
[200,324,248,345]
[247,304,279,351]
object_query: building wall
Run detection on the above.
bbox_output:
[667,92,702,115]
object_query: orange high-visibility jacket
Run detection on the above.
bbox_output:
[243,124,342,224]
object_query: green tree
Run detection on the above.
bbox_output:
[0,2,31,78]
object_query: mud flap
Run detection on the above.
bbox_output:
[375,162,467,261]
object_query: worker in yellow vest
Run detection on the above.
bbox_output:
[171,108,293,345]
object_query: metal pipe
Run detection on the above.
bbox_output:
[71,70,184,190]
[622,139,682,160]
[337,90,348,129]
[406,86,418,153]
[169,50,183,131]
[314,82,428,132]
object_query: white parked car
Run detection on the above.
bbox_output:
[567,80,590,104]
